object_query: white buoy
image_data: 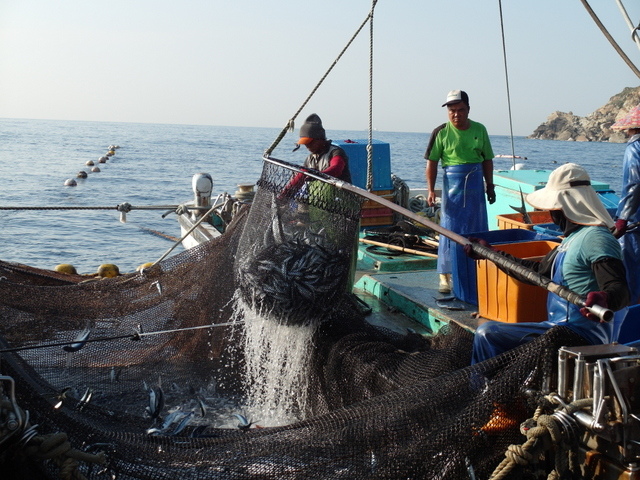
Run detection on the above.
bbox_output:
[86,160,95,166]
[64,179,77,186]
[91,166,101,173]
[77,171,88,179]
[98,156,108,163]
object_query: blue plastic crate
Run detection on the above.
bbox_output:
[335,139,392,191]
[451,229,561,306]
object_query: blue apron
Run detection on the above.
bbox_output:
[438,163,488,274]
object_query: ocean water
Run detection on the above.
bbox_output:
[0,118,628,274]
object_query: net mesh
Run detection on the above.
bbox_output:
[0,160,589,479]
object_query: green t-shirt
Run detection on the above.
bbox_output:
[426,120,494,167]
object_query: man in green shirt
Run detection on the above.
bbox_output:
[425,90,495,293]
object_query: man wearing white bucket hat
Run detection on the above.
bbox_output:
[470,163,630,364]
[611,105,640,306]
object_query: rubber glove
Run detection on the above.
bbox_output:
[486,184,496,204]
[580,291,609,322]
[463,237,494,260]
[613,219,628,239]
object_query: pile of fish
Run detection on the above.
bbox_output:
[239,238,348,326]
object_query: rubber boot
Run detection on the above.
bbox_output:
[439,273,452,293]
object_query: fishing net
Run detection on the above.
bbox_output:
[0,159,590,480]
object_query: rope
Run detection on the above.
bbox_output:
[579,0,640,79]
[488,413,561,480]
[0,204,205,212]
[366,0,378,191]
[488,393,596,480]
[497,0,518,169]
[263,6,376,157]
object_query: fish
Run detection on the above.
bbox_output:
[146,385,164,420]
[197,398,207,417]
[509,186,532,224]
[436,300,465,311]
[63,325,91,352]
[234,413,253,430]
[161,408,185,431]
[52,387,71,409]
[171,411,194,436]
[75,388,92,411]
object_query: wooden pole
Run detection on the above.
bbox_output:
[359,238,437,258]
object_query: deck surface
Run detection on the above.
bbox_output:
[354,246,484,336]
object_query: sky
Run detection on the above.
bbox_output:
[1,0,639,136]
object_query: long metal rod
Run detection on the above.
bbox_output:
[614,0,640,50]
[579,0,640,79]
[264,155,613,322]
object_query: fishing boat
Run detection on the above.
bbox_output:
[1,2,640,480]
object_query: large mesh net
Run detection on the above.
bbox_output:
[0,160,589,479]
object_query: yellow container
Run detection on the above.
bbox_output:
[496,211,553,230]
[477,240,558,323]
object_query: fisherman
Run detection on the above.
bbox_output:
[425,90,495,293]
[293,113,351,181]
[610,104,640,306]
[467,163,630,364]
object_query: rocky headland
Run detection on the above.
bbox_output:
[528,86,640,143]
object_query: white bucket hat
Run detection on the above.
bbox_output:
[525,163,614,227]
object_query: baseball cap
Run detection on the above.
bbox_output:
[442,90,469,107]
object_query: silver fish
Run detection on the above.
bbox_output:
[76,388,92,411]
[234,413,253,430]
[161,408,185,431]
[146,385,164,420]
[63,325,91,352]
[171,411,194,436]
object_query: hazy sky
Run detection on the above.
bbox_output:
[1,0,639,136]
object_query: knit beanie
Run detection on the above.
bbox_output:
[297,114,326,144]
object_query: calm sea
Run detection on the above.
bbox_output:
[0,118,628,274]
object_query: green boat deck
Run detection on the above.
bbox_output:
[353,244,482,337]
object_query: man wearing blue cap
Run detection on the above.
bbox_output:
[425,90,495,293]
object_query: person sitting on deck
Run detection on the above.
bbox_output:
[467,163,630,365]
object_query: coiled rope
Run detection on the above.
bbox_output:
[488,394,590,480]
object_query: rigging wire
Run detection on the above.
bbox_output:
[579,0,640,79]
[614,0,640,51]
[263,7,377,157]
[497,0,517,169]
[0,321,243,354]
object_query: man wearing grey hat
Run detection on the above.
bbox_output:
[295,113,351,183]
[468,163,630,364]
[425,90,495,293]
[282,114,352,200]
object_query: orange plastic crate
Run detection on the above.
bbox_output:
[477,240,558,323]
[496,211,553,230]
